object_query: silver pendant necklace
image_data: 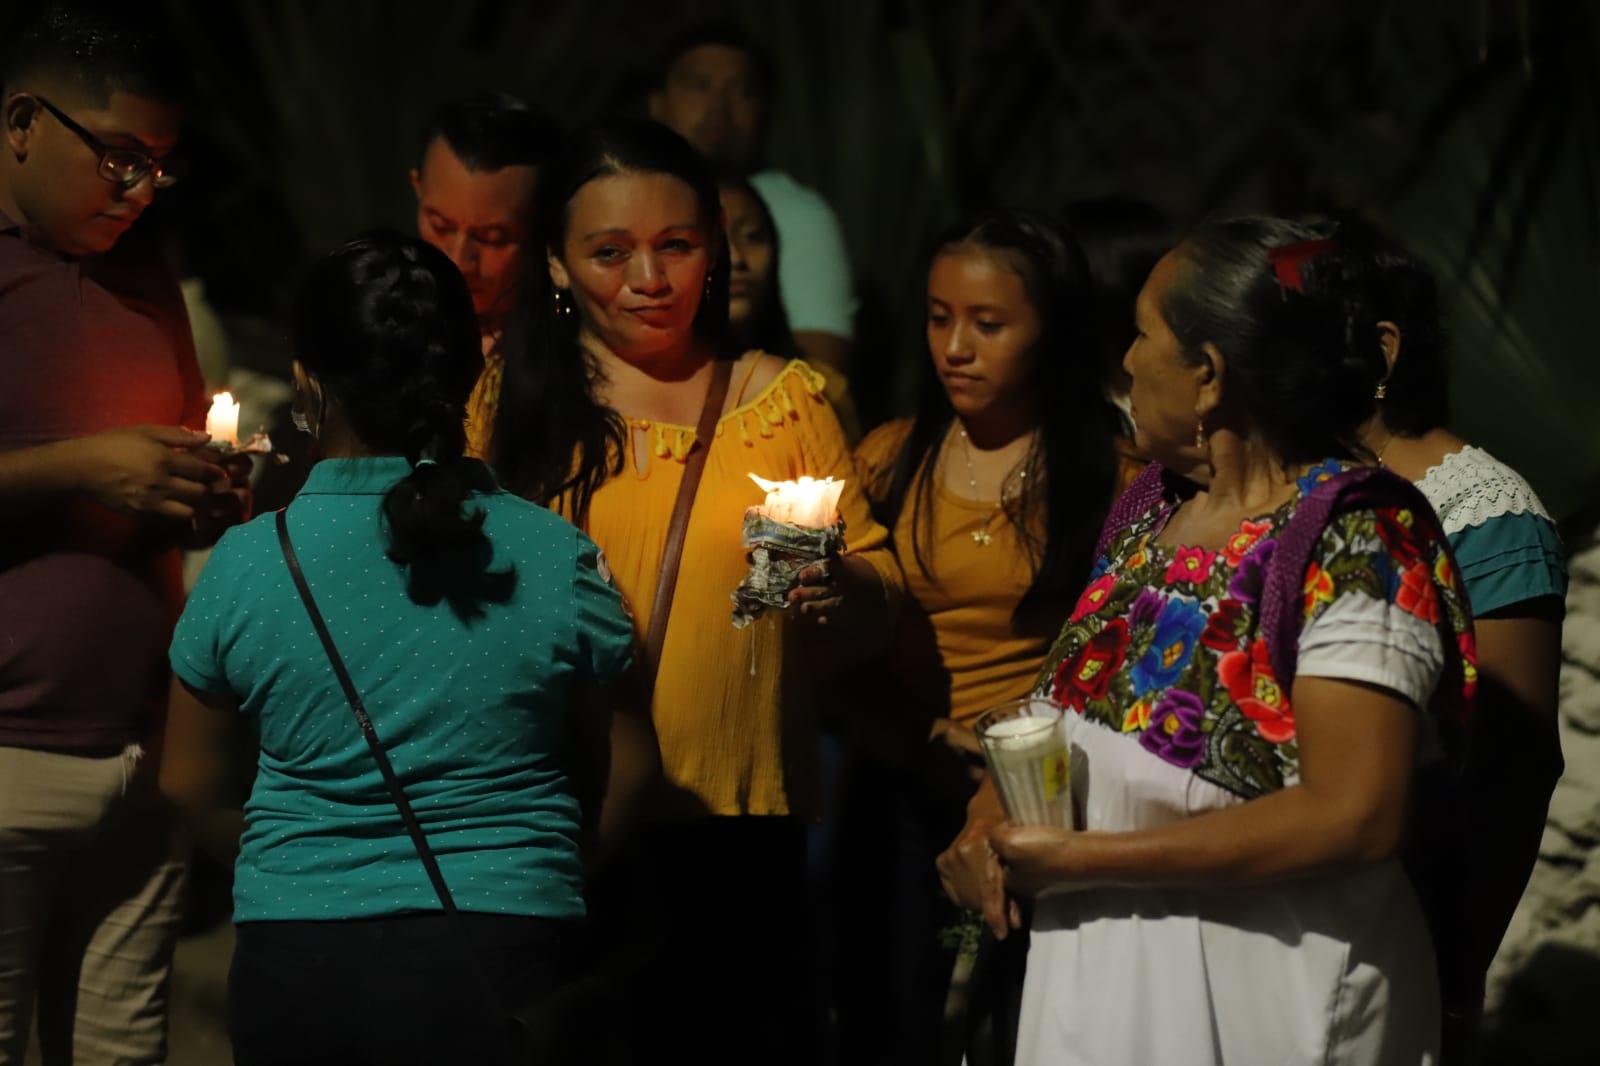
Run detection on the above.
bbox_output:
[958,427,1027,547]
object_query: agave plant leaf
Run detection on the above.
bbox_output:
[1380,78,1600,516]
[166,0,634,258]
[147,0,1596,520]
[1356,1,1600,518]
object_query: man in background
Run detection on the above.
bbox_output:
[0,4,236,1062]
[648,19,860,435]
[411,91,561,457]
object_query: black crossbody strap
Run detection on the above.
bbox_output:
[275,507,460,917]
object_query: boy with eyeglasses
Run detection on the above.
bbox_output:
[0,5,236,1063]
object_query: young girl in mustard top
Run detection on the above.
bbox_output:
[492,119,900,1066]
[834,209,1126,1065]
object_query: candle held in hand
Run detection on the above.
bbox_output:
[976,698,1072,828]
[205,391,241,448]
[748,473,846,528]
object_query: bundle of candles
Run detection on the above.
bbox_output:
[731,474,846,629]
[204,392,281,459]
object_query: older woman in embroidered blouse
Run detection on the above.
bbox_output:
[937,217,1476,1066]
[490,119,899,1065]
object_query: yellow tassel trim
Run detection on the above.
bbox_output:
[617,361,826,459]
[795,363,827,396]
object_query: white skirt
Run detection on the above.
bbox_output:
[1013,718,1441,1066]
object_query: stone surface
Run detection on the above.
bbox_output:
[1558,666,1600,734]
[1482,530,1600,1062]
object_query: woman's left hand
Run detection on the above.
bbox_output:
[990,823,1078,898]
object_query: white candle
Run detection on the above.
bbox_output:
[205,391,241,448]
[976,701,1072,827]
[748,473,845,528]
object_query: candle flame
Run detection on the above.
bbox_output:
[748,473,845,527]
[206,391,241,447]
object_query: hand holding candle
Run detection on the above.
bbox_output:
[975,698,1073,828]
[732,473,848,628]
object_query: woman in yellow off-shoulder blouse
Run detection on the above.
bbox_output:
[489,119,899,1066]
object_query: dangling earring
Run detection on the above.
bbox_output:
[703,270,715,303]
[552,289,574,318]
[1374,380,1389,401]
[1194,417,1207,451]
[291,379,318,439]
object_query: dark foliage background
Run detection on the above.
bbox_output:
[6,0,1597,516]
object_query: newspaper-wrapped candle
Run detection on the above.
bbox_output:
[731,474,847,628]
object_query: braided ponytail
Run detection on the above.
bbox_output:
[294,232,504,612]
[381,368,482,566]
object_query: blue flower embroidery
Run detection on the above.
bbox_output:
[1130,596,1208,695]
[1295,458,1344,497]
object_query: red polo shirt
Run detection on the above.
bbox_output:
[0,209,205,751]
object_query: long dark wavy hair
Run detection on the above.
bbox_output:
[875,209,1123,632]
[719,175,799,358]
[491,119,730,520]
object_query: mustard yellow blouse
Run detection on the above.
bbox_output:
[853,421,1149,739]
[854,419,1052,731]
[556,358,901,820]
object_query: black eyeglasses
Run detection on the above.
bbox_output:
[33,95,186,189]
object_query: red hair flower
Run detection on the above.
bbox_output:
[1266,238,1336,296]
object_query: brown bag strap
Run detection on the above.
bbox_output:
[642,357,733,689]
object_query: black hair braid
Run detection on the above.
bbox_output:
[382,329,484,568]
[294,231,503,617]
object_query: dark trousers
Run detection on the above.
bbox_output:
[579,816,816,1066]
[228,912,563,1066]
[832,757,968,1066]
[832,754,1029,1066]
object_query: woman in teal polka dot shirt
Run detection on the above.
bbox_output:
[160,232,651,1065]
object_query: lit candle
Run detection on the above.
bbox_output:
[748,473,846,528]
[206,391,241,448]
